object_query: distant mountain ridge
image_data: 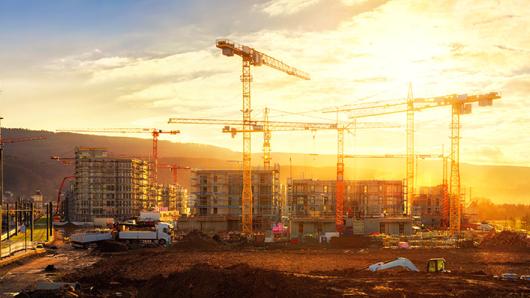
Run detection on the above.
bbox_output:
[2,128,528,205]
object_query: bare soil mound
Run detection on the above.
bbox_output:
[138,263,330,298]
[172,230,224,250]
[480,231,529,250]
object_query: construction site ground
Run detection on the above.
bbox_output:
[56,243,530,297]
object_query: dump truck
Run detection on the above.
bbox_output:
[118,222,171,245]
[70,223,172,248]
[70,231,113,248]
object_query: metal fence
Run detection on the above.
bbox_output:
[0,240,36,258]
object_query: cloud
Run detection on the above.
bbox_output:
[341,0,370,5]
[259,0,321,16]
[2,0,530,167]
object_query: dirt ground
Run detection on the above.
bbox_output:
[62,245,530,297]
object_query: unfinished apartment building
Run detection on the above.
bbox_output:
[184,167,280,233]
[157,184,189,215]
[413,185,445,228]
[72,147,149,222]
[288,179,408,237]
[288,179,404,219]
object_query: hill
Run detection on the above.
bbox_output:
[1,128,528,205]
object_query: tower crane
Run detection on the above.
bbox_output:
[169,116,398,232]
[56,128,180,183]
[216,39,309,234]
[158,163,191,185]
[324,89,500,234]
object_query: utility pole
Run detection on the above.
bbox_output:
[1,116,4,252]
[48,202,53,238]
[30,202,33,242]
[6,203,9,240]
[14,200,18,236]
[46,203,49,242]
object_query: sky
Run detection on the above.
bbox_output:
[1,0,529,167]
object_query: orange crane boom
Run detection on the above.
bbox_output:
[56,128,180,183]
[169,114,338,172]
[215,39,309,234]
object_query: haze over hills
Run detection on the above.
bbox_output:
[2,128,528,205]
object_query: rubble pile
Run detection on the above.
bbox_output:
[480,231,529,250]
[138,263,328,298]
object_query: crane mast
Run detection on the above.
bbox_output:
[263,108,272,170]
[336,126,345,232]
[406,84,414,216]
[450,103,462,234]
[216,39,309,234]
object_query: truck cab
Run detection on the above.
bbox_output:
[156,223,172,245]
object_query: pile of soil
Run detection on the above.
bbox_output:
[138,263,330,298]
[172,230,223,250]
[329,235,382,249]
[480,231,529,250]
[96,240,129,252]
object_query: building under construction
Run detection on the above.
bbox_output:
[288,179,412,237]
[178,167,280,233]
[413,185,444,228]
[156,183,189,215]
[71,147,150,222]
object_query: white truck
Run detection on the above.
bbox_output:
[118,223,172,246]
[70,231,113,248]
[70,223,172,248]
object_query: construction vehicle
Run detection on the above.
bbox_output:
[427,258,446,273]
[53,176,75,222]
[70,231,113,248]
[70,222,172,248]
[118,222,172,246]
